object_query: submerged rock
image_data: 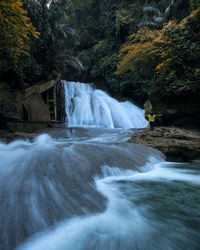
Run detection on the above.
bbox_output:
[129,127,200,162]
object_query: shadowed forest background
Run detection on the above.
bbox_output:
[0,0,200,113]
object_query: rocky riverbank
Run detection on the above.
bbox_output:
[129,127,200,162]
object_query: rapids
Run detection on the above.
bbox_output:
[0,81,199,250]
[18,160,200,250]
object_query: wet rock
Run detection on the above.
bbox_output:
[0,130,36,143]
[129,127,200,162]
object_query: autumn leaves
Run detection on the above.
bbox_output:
[0,0,39,64]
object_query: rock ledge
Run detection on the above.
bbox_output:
[129,127,200,162]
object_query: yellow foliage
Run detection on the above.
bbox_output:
[115,9,200,77]
[115,28,160,76]
[0,0,39,64]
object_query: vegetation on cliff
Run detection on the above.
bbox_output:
[0,0,199,117]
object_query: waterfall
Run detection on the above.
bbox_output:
[64,81,148,128]
[1,81,199,250]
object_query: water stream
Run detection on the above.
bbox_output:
[0,82,199,250]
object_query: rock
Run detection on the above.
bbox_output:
[129,127,200,162]
[0,130,36,143]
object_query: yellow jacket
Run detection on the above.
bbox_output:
[148,114,156,122]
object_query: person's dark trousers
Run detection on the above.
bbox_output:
[149,121,155,131]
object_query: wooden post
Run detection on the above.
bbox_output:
[47,89,49,109]
[54,86,57,121]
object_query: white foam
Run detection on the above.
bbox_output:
[64,81,148,129]
[17,157,200,250]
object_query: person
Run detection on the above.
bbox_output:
[147,112,157,131]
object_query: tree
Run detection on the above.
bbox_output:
[22,0,82,81]
[116,9,200,105]
[115,27,160,77]
[0,0,80,86]
[140,0,190,29]
[190,0,200,9]
[0,0,39,64]
[68,0,190,99]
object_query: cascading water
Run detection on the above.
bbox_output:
[17,161,200,250]
[0,81,199,250]
[64,81,148,128]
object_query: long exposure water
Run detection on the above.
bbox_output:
[64,81,148,128]
[0,82,199,250]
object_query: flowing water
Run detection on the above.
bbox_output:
[64,81,148,129]
[0,82,199,250]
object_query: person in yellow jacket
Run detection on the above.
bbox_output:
[147,113,157,131]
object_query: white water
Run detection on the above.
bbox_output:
[64,81,148,129]
[1,81,200,250]
[18,159,200,250]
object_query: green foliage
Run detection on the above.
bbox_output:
[71,0,152,92]
[116,9,200,105]
[0,0,39,86]
[152,10,200,99]
[0,0,193,105]
[140,0,190,29]
[69,0,190,104]
[190,0,200,9]
[22,0,78,81]
[0,0,79,87]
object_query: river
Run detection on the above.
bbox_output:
[0,81,199,250]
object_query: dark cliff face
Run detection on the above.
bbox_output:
[150,97,200,129]
[0,82,22,129]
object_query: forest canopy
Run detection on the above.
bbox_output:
[115,10,200,102]
[0,0,199,113]
[0,0,39,80]
[0,0,39,61]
